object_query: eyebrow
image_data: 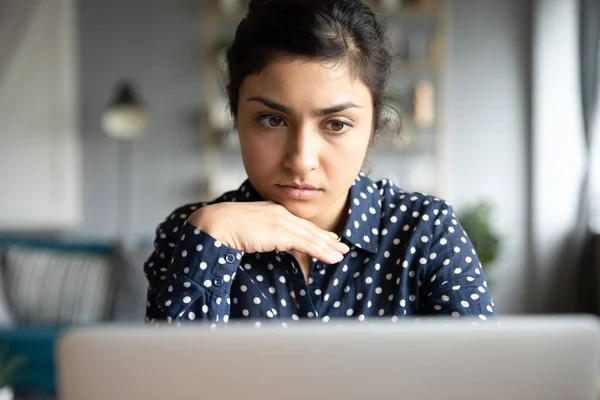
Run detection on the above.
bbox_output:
[246,96,362,116]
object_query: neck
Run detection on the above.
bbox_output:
[309,191,350,235]
[290,191,350,273]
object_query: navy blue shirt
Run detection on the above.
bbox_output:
[144,173,496,327]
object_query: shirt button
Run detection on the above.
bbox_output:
[225,254,236,263]
[213,277,224,287]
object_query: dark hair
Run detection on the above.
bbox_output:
[225,0,395,135]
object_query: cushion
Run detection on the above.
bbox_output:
[0,253,15,326]
[3,246,115,324]
[109,241,153,321]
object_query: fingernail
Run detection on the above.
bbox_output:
[329,232,338,239]
[341,244,350,253]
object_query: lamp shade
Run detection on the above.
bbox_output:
[101,82,149,139]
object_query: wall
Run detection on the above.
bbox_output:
[77,0,203,241]
[76,0,533,313]
[444,0,532,313]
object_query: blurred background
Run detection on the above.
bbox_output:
[0,0,599,396]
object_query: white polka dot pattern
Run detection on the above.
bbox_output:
[144,173,496,326]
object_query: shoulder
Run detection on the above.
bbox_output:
[367,176,457,233]
[370,176,454,214]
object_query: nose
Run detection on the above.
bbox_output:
[283,124,319,175]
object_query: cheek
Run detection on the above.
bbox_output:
[320,140,369,192]
[326,130,370,163]
[237,129,283,174]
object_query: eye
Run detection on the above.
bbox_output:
[258,114,286,128]
[324,119,352,133]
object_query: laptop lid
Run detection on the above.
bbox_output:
[57,316,600,400]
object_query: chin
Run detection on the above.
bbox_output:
[274,198,320,220]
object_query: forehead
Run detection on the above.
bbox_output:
[240,57,372,105]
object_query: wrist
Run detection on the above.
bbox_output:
[187,207,211,232]
[188,206,237,249]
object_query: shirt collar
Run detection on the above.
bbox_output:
[235,173,381,254]
[235,180,264,202]
[340,172,381,254]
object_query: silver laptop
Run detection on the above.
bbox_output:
[57,316,600,400]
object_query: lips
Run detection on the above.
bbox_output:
[280,183,318,190]
[276,183,321,200]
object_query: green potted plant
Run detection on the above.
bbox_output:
[456,201,501,282]
[0,347,26,400]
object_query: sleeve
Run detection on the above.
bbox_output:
[144,207,244,326]
[420,202,497,320]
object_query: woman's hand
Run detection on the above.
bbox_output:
[188,202,349,264]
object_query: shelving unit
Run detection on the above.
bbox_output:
[199,0,448,200]
[365,0,449,198]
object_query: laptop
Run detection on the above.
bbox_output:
[57,315,600,400]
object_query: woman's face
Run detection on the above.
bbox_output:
[236,57,374,225]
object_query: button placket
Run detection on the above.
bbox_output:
[287,257,317,318]
[308,261,326,312]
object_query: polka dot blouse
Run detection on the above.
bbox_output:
[144,173,496,327]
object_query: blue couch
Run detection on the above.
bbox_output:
[0,326,66,396]
[0,236,151,398]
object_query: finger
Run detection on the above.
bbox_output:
[331,238,350,254]
[298,220,350,255]
[291,226,346,264]
[274,206,349,261]
[286,214,342,248]
[301,240,344,264]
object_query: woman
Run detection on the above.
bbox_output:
[144,0,496,327]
